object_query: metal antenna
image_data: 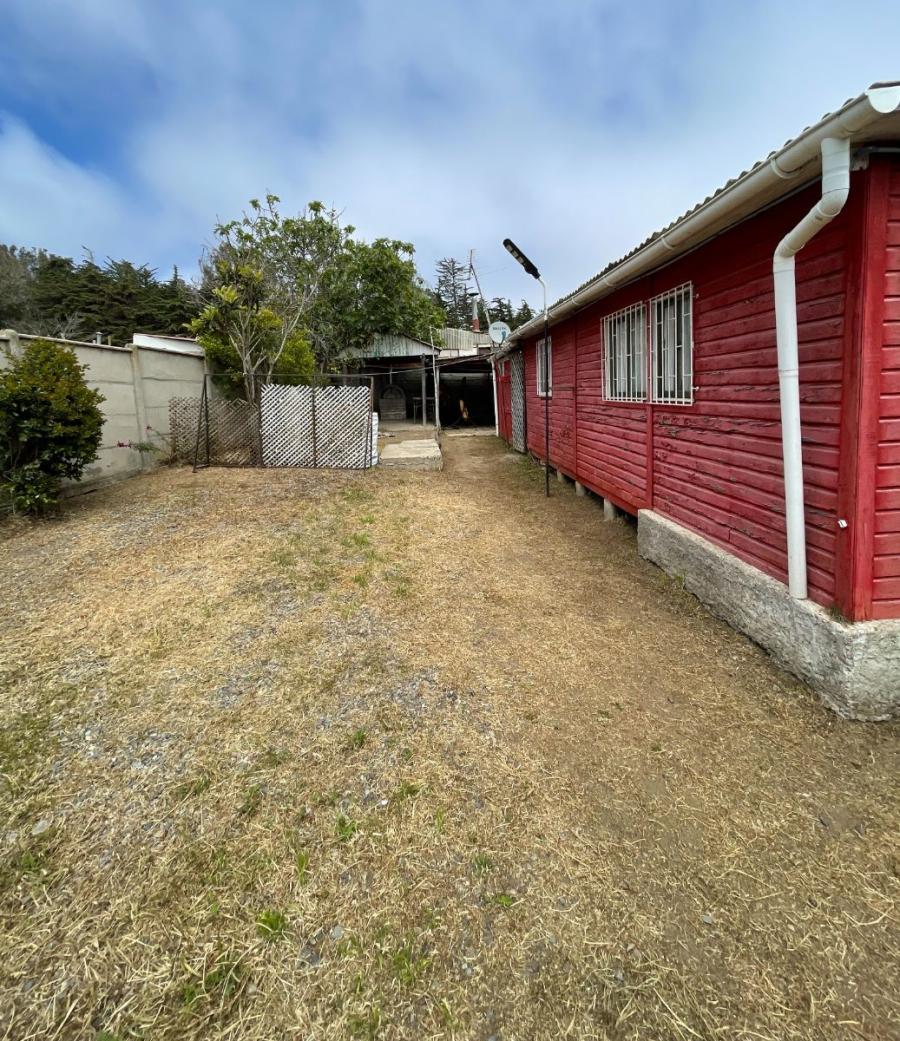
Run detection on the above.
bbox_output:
[468,249,492,326]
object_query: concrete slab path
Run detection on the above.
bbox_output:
[379,438,442,470]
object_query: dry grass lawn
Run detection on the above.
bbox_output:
[1,434,898,1041]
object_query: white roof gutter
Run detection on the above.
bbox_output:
[504,84,900,349]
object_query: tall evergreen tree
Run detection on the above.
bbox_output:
[513,299,535,329]
[0,244,201,343]
[433,257,470,327]
[156,266,199,335]
[470,295,532,332]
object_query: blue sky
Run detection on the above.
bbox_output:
[1,1,899,309]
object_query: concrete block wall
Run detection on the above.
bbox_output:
[0,329,207,492]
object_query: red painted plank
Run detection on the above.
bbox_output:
[878,446,900,473]
[873,576,900,599]
[876,509,900,533]
[874,531,900,554]
[879,393,900,417]
[874,554,900,578]
[876,488,900,510]
[883,321,900,345]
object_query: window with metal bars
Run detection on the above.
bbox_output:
[536,337,552,397]
[650,284,693,405]
[603,302,647,402]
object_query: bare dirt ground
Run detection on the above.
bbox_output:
[1,435,898,1041]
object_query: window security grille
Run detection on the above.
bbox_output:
[650,284,693,405]
[603,302,647,402]
[537,337,552,397]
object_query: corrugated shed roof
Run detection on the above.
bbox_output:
[439,327,492,352]
[346,333,438,359]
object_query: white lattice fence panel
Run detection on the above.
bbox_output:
[260,385,314,466]
[313,385,372,468]
[510,353,526,453]
[260,384,372,468]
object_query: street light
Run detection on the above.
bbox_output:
[503,238,550,497]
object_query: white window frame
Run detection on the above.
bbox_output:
[536,336,552,397]
[603,302,647,402]
[650,283,693,405]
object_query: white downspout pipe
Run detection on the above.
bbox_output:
[773,136,850,599]
[491,356,499,436]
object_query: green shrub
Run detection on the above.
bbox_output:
[0,338,104,514]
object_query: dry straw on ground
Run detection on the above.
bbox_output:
[1,436,898,1040]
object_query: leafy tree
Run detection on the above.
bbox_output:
[200,325,315,397]
[316,238,445,362]
[433,257,471,327]
[0,338,104,514]
[197,197,445,391]
[194,196,349,400]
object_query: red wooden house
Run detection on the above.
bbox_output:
[496,84,900,719]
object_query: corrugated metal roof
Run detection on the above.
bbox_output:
[346,333,438,359]
[439,327,492,352]
[504,82,900,349]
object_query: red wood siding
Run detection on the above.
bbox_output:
[518,172,878,614]
[576,288,650,508]
[524,320,577,478]
[873,162,900,618]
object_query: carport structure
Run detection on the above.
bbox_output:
[345,330,497,431]
[344,333,439,427]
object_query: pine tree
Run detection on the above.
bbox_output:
[433,257,470,327]
[1,244,201,343]
[513,299,535,329]
[156,266,199,335]
[30,254,86,337]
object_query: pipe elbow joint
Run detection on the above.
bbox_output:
[819,185,850,218]
[773,250,795,273]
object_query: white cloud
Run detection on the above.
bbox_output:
[0,117,131,256]
[2,0,900,305]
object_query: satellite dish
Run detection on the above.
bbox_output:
[488,320,512,345]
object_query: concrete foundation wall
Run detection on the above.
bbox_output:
[0,330,206,493]
[638,510,900,721]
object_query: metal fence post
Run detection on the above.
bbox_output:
[204,375,211,467]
